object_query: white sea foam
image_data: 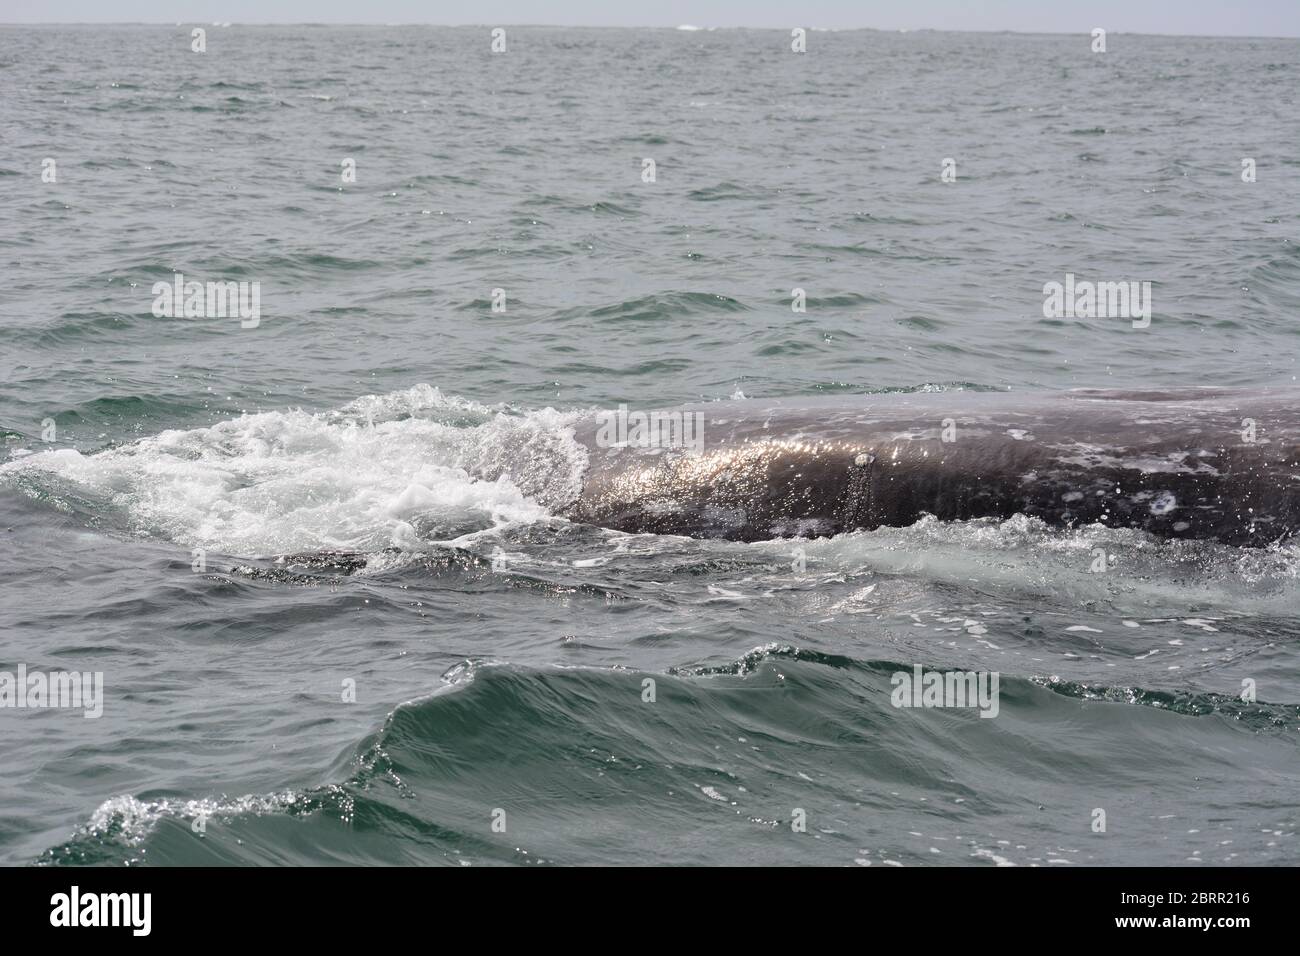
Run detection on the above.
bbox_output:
[80,791,304,848]
[742,512,1300,617]
[1,385,589,557]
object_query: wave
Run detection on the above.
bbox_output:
[37,649,1299,866]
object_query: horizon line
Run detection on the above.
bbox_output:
[0,22,1297,40]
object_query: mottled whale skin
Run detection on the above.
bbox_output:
[564,388,1300,546]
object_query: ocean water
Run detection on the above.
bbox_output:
[1,24,1299,867]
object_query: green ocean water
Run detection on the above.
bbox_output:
[1,25,1298,866]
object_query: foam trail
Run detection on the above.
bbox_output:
[0,385,588,557]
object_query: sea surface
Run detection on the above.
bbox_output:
[1,24,1299,866]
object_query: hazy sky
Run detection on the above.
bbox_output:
[3,1,1295,38]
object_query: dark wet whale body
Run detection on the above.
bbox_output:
[565,388,1300,546]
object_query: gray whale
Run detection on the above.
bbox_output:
[563,388,1300,546]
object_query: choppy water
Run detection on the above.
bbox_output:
[1,25,1298,866]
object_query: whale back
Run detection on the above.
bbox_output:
[566,388,1300,545]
